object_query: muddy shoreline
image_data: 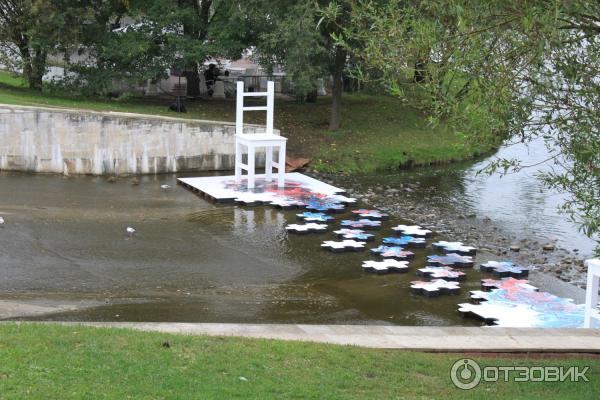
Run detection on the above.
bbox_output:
[313,171,590,289]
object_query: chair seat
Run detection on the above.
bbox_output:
[236,133,287,143]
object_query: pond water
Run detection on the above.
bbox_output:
[459,139,596,256]
[0,172,483,325]
[0,161,585,325]
[347,138,597,258]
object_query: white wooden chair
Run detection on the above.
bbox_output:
[234,80,287,189]
[584,258,600,328]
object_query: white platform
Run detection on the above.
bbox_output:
[178,173,355,208]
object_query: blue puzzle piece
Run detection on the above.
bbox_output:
[296,212,335,222]
[305,198,346,213]
[351,209,389,220]
[340,219,382,230]
[480,261,529,278]
[370,245,415,260]
[427,253,474,268]
[334,229,375,241]
[383,236,427,248]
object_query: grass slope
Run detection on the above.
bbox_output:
[0,71,492,172]
[0,324,597,399]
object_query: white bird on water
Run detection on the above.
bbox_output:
[126,226,136,236]
[0,216,4,225]
[161,184,171,190]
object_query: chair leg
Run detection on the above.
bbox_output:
[265,146,273,181]
[585,272,599,328]
[277,142,286,188]
[235,141,243,184]
[248,145,256,189]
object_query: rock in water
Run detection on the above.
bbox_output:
[543,243,556,251]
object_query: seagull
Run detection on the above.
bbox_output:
[126,227,136,236]
[0,217,4,225]
[160,184,171,189]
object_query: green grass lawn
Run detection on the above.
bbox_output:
[0,324,597,399]
[0,71,492,172]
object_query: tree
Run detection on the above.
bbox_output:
[251,1,328,103]
[330,0,600,252]
[0,0,89,90]
[250,0,353,130]
[52,0,251,97]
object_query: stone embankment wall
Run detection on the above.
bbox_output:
[0,104,275,175]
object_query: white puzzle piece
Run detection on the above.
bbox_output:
[391,225,432,238]
[285,223,328,234]
[432,241,477,256]
[321,240,367,252]
[362,259,410,274]
[410,279,461,296]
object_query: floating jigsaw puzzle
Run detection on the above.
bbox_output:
[458,277,585,328]
[351,209,389,220]
[285,223,328,234]
[321,240,367,253]
[480,261,530,278]
[361,259,410,274]
[340,219,382,230]
[296,212,335,222]
[416,266,466,281]
[391,225,432,238]
[427,253,474,268]
[370,245,415,260]
[410,279,461,296]
[178,173,356,210]
[382,236,427,248]
[432,241,477,256]
[479,277,539,293]
[333,229,375,241]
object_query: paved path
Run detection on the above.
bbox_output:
[18,322,600,352]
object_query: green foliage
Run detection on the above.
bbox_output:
[253,1,328,97]
[328,0,600,252]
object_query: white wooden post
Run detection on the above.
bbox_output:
[236,81,244,135]
[234,141,242,183]
[277,141,286,188]
[266,81,274,135]
[247,145,255,189]
[584,258,600,328]
[265,146,273,181]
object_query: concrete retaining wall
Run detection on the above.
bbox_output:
[0,104,275,175]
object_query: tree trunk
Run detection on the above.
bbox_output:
[329,47,346,130]
[28,48,46,90]
[185,67,200,97]
[17,44,33,87]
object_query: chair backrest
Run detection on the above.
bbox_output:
[236,80,274,136]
